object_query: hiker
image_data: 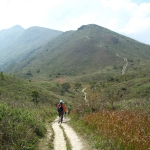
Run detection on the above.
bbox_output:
[57,100,66,123]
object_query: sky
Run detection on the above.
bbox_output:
[0,0,150,44]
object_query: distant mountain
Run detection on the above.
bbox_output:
[4,24,150,80]
[0,25,63,70]
[0,25,24,49]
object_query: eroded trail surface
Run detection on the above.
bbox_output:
[52,117,88,150]
[62,123,83,150]
[52,120,67,150]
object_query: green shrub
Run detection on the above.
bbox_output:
[74,83,82,89]
[61,83,71,92]
[0,104,46,150]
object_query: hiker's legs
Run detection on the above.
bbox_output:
[58,112,61,117]
[58,112,61,123]
[58,112,64,123]
[60,112,64,123]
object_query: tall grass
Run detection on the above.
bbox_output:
[0,73,60,149]
[82,110,150,149]
[0,103,46,150]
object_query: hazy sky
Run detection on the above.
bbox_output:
[0,0,150,44]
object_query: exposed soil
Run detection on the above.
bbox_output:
[52,118,67,150]
[51,116,90,150]
[116,53,128,75]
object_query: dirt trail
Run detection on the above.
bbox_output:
[82,88,87,101]
[62,123,83,150]
[40,88,91,150]
[116,53,128,75]
[52,118,67,150]
[52,116,88,150]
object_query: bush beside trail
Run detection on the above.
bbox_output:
[0,104,46,150]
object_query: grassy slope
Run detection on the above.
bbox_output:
[0,74,59,106]
[0,73,60,149]
[0,73,78,149]
[0,26,63,70]
[67,59,150,149]
[1,24,150,149]
[68,62,150,150]
[1,70,149,149]
[5,24,150,81]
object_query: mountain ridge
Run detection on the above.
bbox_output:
[3,24,150,81]
[0,25,25,48]
[0,26,63,70]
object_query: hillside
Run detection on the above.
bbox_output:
[0,73,60,149]
[0,25,24,48]
[0,24,150,150]
[4,24,150,81]
[0,26,63,70]
[0,73,59,106]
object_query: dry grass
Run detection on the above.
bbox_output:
[82,110,150,149]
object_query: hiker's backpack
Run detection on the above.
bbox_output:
[58,104,63,112]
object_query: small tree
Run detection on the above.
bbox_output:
[74,83,82,89]
[31,90,39,105]
[27,70,32,76]
[61,83,71,92]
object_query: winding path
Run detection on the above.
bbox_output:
[82,88,87,101]
[52,117,85,150]
[39,90,93,150]
[116,54,128,75]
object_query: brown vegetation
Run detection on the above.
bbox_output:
[82,110,150,149]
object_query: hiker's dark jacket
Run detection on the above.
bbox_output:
[56,103,66,113]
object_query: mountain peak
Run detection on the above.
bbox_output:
[77,24,101,30]
[0,25,24,32]
[10,25,24,30]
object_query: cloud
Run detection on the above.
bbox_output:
[0,0,150,44]
[0,0,64,29]
[118,1,150,44]
[120,2,150,33]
